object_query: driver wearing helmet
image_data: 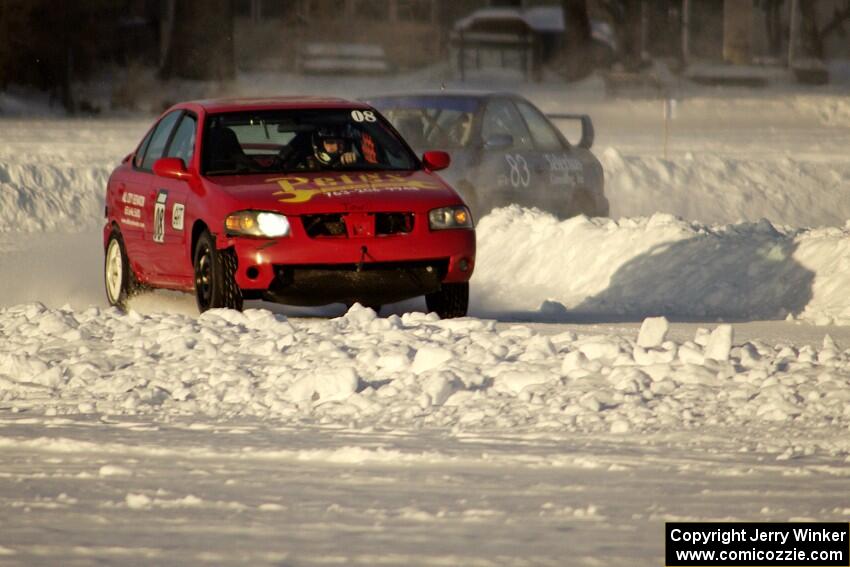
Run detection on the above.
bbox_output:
[312,127,357,167]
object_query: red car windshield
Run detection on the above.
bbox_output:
[202,109,418,175]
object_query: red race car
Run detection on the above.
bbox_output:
[103,97,475,318]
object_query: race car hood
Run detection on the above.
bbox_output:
[206,170,463,214]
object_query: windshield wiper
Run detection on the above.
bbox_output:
[335,163,404,172]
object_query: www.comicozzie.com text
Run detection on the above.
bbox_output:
[670,527,848,546]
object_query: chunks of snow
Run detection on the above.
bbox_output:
[411,347,454,375]
[125,493,152,510]
[99,465,132,477]
[421,373,459,406]
[637,317,669,348]
[341,303,378,328]
[677,343,705,365]
[578,339,621,361]
[287,366,360,404]
[704,325,734,361]
[376,351,411,371]
[495,369,556,394]
[0,305,847,446]
[561,350,590,373]
[633,345,676,365]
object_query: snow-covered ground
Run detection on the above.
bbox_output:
[1,304,850,565]
[1,73,850,566]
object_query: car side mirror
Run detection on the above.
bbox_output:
[153,157,190,180]
[483,133,513,151]
[422,150,451,172]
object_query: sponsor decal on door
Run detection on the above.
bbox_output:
[172,203,185,231]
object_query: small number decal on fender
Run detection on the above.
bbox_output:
[153,190,167,243]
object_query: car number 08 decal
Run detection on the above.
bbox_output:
[351,110,377,123]
[505,154,530,188]
[153,190,167,243]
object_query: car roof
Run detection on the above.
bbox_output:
[184,96,373,114]
[366,91,520,102]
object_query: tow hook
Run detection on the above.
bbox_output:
[357,246,368,272]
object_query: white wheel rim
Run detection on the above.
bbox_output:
[105,239,124,303]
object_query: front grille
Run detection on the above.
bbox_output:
[301,212,414,238]
[302,214,347,238]
[375,212,414,235]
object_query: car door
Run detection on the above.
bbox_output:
[133,110,183,282]
[514,99,586,217]
[148,112,197,282]
[477,98,545,212]
[116,127,156,276]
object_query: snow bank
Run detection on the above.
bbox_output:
[0,118,145,232]
[602,148,850,227]
[1,303,849,458]
[474,207,850,325]
[0,161,112,232]
[0,91,61,117]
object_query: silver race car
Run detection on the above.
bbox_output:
[367,92,608,221]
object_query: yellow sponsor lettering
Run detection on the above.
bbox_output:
[313,177,339,187]
[269,176,316,203]
[268,174,441,204]
[268,176,308,192]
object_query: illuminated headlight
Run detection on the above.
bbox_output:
[428,206,473,230]
[225,211,290,238]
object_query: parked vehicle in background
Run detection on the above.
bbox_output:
[367,92,608,221]
[103,97,475,318]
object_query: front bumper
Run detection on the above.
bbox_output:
[221,217,475,305]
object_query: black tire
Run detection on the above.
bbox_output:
[193,230,243,313]
[572,191,596,217]
[425,282,469,319]
[364,303,383,315]
[104,229,139,311]
[571,190,609,218]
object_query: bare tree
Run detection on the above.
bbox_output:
[161,0,235,81]
[756,0,783,57]
[561,0,594,79]
[0,0,117,112]
[798,0,850,60]
[599,0,644,71]
[798,0,824,59]
[819,1,850,40]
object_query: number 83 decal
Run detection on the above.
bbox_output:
[505,154,530,188]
